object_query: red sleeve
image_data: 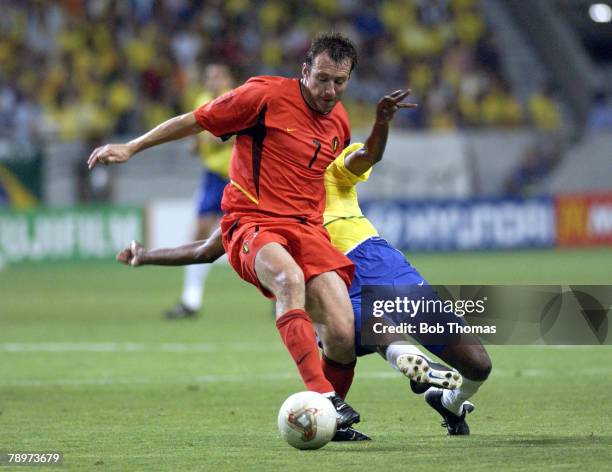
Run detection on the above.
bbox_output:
[193,77,269,137]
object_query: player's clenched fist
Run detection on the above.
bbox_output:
[87,143,134,169]
[116,240,145,267]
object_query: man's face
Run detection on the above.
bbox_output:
[301,52,352,114]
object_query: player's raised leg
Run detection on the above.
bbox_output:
[437,337,492,411]
[254,242,360,428]
[358,307,462,392]
[425,336,492,435]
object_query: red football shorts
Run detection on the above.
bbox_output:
[220,215,355,299]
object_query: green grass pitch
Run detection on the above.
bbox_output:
[1,248,611,471]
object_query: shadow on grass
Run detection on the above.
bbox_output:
[474,434,612,447]
[320,434,612,453]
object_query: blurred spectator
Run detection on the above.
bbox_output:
[474,31,501,74]
[480,75,523,128]
[588,90,612,131]
[505,138,561,196]
[0,183,8,207]
[529,84,562,132]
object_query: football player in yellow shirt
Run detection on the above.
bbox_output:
[119,90,491,439]
[165,64,234,319]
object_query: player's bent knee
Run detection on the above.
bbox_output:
[466,350,492,381]
[478,354,493,380]
[274,267,305,295]
[325,325,355,354]
[445,344,492,381]
[331,330,354,351]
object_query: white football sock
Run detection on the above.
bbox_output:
[181,264,211,310]
[385,342,428,371]
[441,377,484,415]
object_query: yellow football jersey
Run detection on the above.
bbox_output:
[194,91,231,178]
[324,143,379,253]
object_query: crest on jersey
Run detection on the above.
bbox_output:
[332,136,339,152]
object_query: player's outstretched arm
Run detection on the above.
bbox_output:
[345,89,417,176]
[117,227,226,267]
[88,112,203,169]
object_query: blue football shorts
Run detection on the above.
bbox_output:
[347,237,463,357]
[196,170,228,216]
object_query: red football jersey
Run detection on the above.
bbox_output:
[194,76,351,224]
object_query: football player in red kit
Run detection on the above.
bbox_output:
[88,33,415,430]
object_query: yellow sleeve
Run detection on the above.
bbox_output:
[326,142,372,187]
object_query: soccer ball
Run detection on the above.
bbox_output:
[277,391,337,450]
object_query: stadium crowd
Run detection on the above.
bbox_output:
[1,0,563,144]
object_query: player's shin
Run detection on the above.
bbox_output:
[276,309,335,394]
[441,377,484,415]
[439,340,491,414]
[322,355,355,399]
